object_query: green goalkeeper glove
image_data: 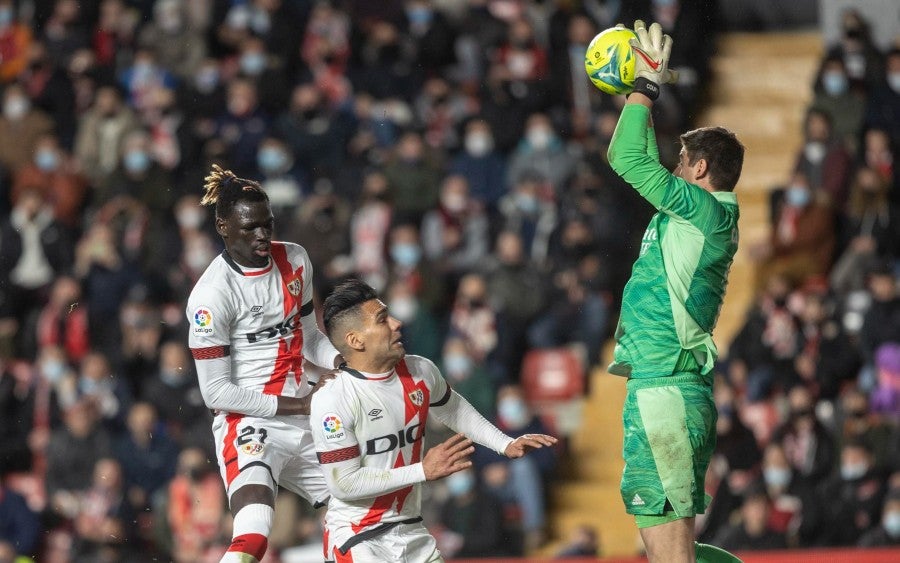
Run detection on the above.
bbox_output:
[629,19,678,100]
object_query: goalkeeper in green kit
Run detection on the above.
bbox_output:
[606,20,744,563]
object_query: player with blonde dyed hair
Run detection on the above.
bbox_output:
[187,164,343,562]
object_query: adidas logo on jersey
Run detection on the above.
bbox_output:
[631,494,645,506]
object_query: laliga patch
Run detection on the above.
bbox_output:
[322,413,345,441]
[408,389,424,407]
[241,442,265,456]
[287,277,301,297]
[192,307,214,335]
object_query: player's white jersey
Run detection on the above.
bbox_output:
[186,241,315,398]
[311,355,451,535]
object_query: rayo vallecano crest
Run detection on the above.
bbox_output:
[287,277,301,297]
[408,389,424,406]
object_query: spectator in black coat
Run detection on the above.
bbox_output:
[794,289,861,400]
[773,385,837,489]
[712,485,789,552]
[760,442,824,547]
[435,468,510,558]
[859,488,900,547]
[859,261,900,366]
[113,402,179,512]
[0,479,40,557]
[820,440,887,546]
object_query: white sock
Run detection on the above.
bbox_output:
[220,503,274,563]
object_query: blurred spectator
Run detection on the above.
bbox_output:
[387,222,445,314]
[792,108,853,210]
[440,336,495,417]
[859,488,900,547]
[773,385,836,488]
[138,0,205,79]
[712,485,789,551]
[831,9,884,89]
[449,272,498,369]
[554,524,600,558]
[870,343,900,421]
[489,16,549,111]
[140,341,208,448]
[820,440,887,546]
[414,77,468,152]
[74,84,140,190]
[166,447,224,563]
[435,468,509,558]
[282,190,351,279]
[0,83,54,173]
[864,48,900,158]
[235,35,290,115]
[12,133,89,229]
[728,274,800,400]
[35,276,90,364]
[760,442,823,547]
[0,362,37,475]
[449,118,508,209]
[77,351,131,431]
[507,112,576,195]
[386,280,442,362]
[422,174,490,280]
[72,457,136,561]
[213,78,268,178]
[837,387,893,471]
[752,173,835,292]
[92,0,139,70]
[114,402,178,512]
[860,128,896,192]
[498,172,558,265]
[275,82,352,185]
[810,53,866,154]
[45,400,112,520]
[475,385,556,552]
[255,136,304,222]
[488,230,546,379]
[104,129,173,221]
[165,195,219,301]
[0,478,40,557]
[117,297,163,395]
[21,40,78,149]
[831,166,899,296]
[118,47,177,113]
[0,0,32,83]
[384,130,443,224]
[348,169,392,291]
[858,261,900,369]
[795,289,860,400]
[41,0,88,68]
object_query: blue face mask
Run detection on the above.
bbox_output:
[840,462,868,481]
[885,511,900,538]
[124,150,150,173]
[446,471,474,497]
[0,7,13,27]
[498,398,529,429]
[407,7,433,26]
[763,467,791,488]
[822,71,848,96]
[42,360,66,383]
[515,193,539,214]
[35,149,59,172]
[443,354,472,377]
[391,243,421,267]
[240,52,266,76]
[785,186,811,207]
[258,147,287,173]
[888,73,900,94]
[195,68,220,94]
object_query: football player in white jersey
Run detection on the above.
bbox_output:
[186,165,343,563]
[312,278,556,562]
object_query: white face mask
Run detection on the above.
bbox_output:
[804,141,827,164]
[526,127,552,150]
[389,297,418,323]
[441,192,467,213]
[885,511,900,538]
[465,133,492,157]
[888,72,900,94]
[4,96,29,120]
[177,208,204,230]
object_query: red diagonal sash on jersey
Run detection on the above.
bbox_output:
[351,360,429,533]
[222,413,244,485]
[264,243,305,394]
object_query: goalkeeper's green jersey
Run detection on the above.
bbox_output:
[607,104,739,381]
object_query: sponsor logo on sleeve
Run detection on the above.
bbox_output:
[193,307,214,335]
[322,413,345,441]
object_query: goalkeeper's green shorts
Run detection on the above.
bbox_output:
[620,373,717,526]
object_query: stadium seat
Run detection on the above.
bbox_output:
[520,347,585,404]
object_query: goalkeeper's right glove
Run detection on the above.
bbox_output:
[629,19,678,100]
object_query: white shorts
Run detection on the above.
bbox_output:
[211,413,329,506]
[325,520,443,563]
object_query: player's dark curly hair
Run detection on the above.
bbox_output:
[680,126,745,192]
[323,278,379,339]
[201,164,268,218]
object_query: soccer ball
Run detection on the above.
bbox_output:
[584,27,637,95]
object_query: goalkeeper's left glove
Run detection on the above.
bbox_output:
[629,19,678,100]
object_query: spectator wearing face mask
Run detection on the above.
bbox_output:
[214,78,270,178]
[435,467,510,558]
[0,83,54,173]
[859,488,900,547]
[35,276,90,364]
[837,388,893,471]
[137,0,205,80]
[166,447,225,562]
[0,0,32,82]
[422,174,490,282]
[792,108,852,210]
[711,485,788,552]
[449,118,508,209]
[386,280,442,362]
[759,442,824,547]
[76,350,132,432]
[864,48,900,154]
[858,262,900,371]
[234,35,290,115]
[140,341,209,447]
[256,136,305,222]
[773,385,837,489]
[440,336,495,417]
[104,129,173,219]
[474,385,556,552]
[12,133,89,229]
[751,172,835,292]
[386,222,446,314]
[74,85,141,189]
[820,440,886,546]
[498,172,558,266]
[810,53,866,154]
[449,272,499,371]
[507,113,576,195]
[384,130,443,224]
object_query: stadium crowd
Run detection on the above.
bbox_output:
[0,0,894,561]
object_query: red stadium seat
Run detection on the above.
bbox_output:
[520,347,585,404]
